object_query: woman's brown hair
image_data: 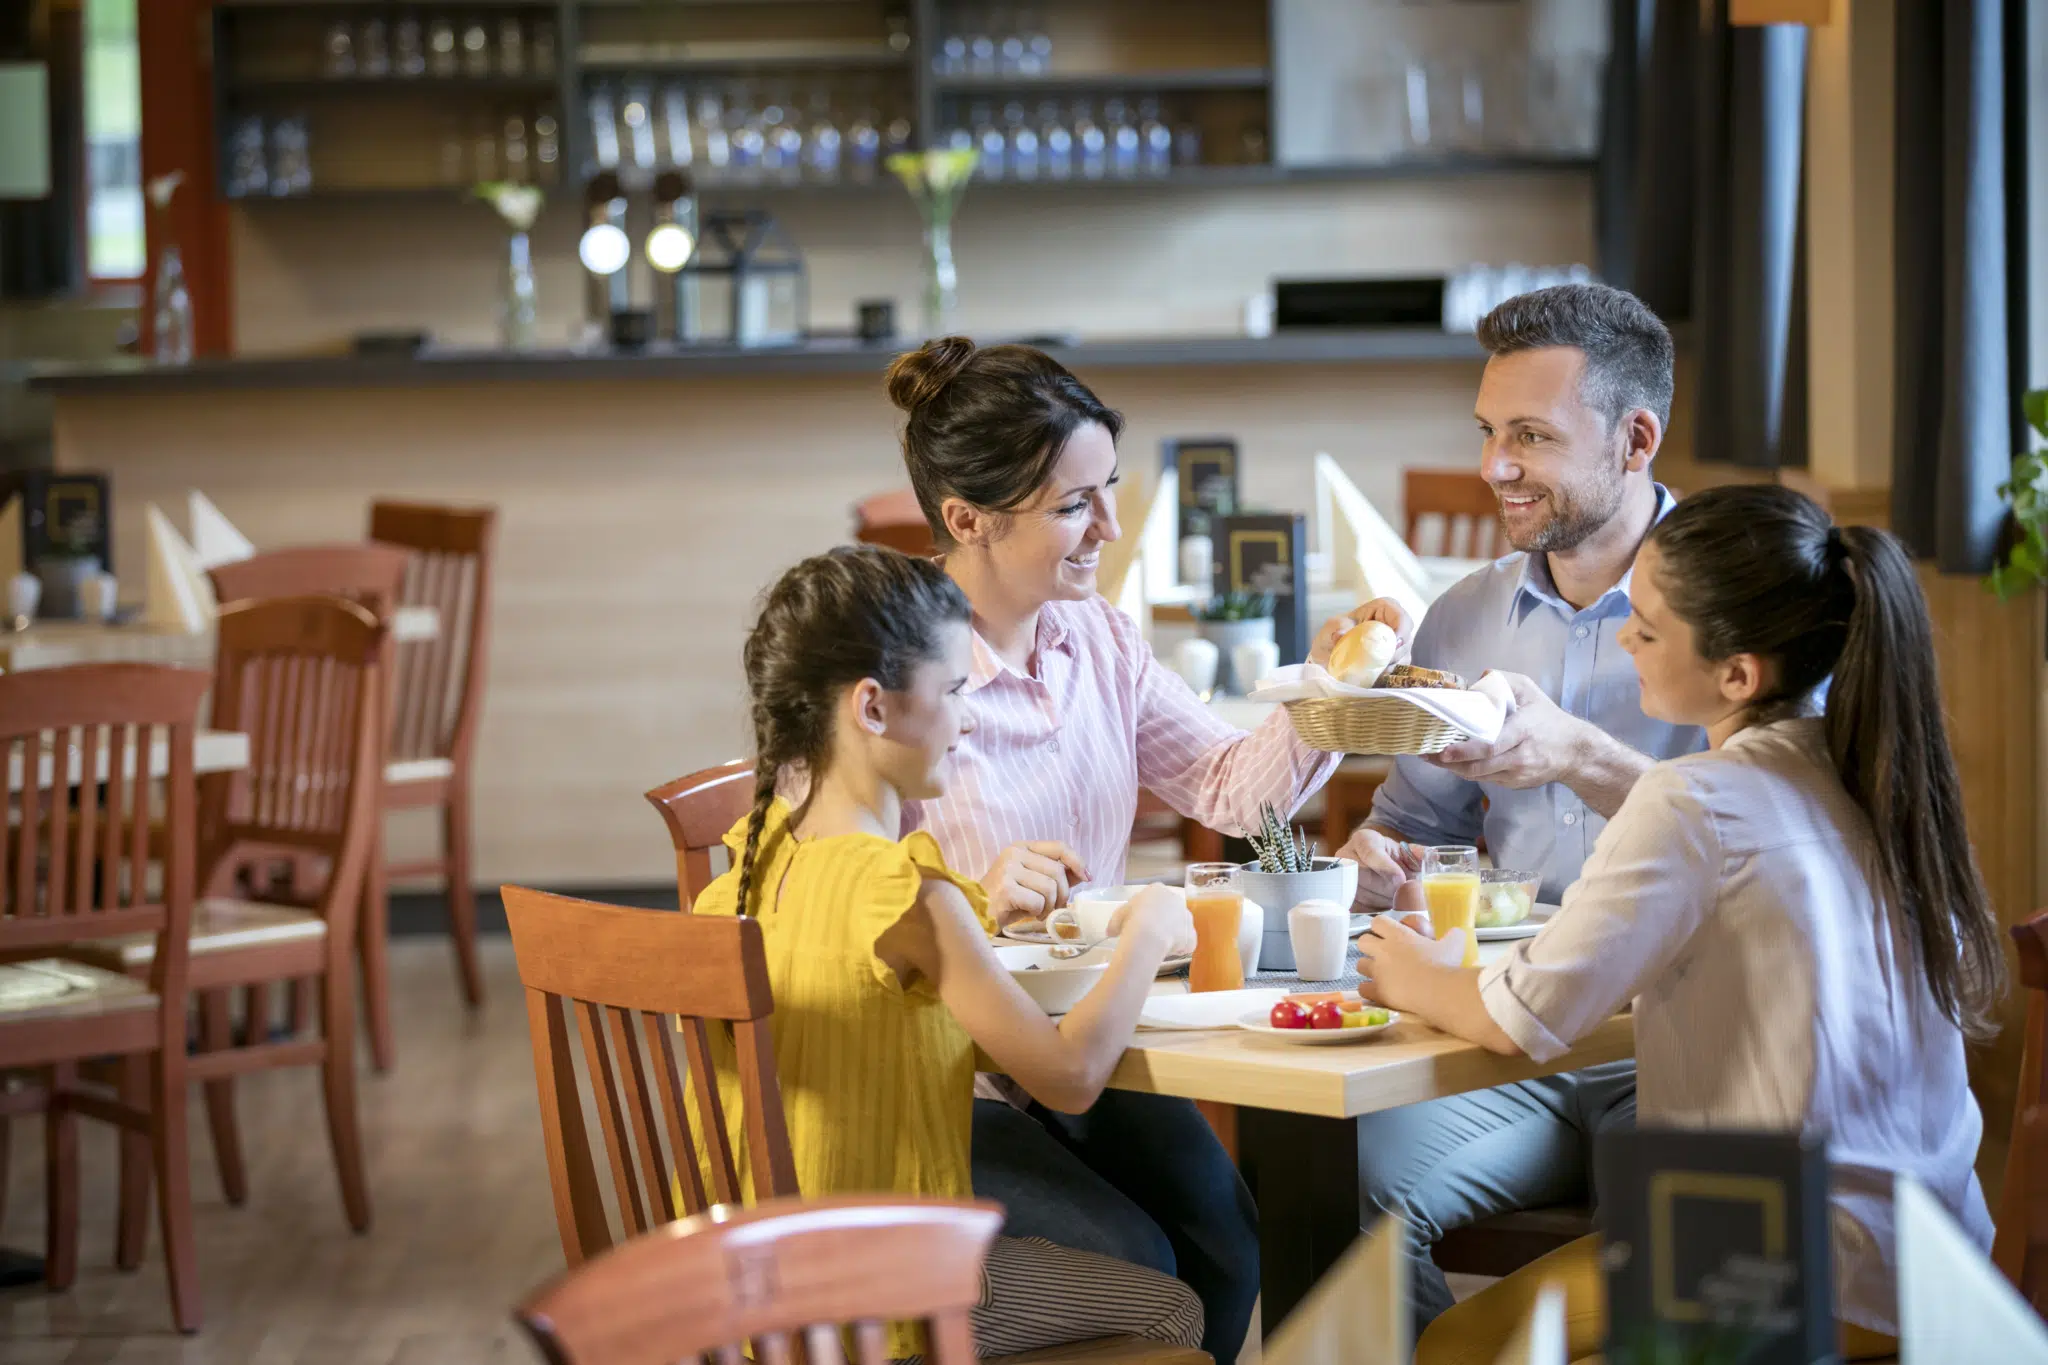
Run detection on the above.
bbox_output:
[1647,484,2004,1037]
[885,336,1124,547]
[734,545,971,915]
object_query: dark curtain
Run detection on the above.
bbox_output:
[1609,2,1808,470]
[1891,0,2017,571]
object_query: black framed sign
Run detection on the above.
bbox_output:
[1162,437,1240,540]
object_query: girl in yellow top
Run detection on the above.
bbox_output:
[694,545,1204,1360]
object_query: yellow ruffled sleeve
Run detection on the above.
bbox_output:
[847,832,996,996]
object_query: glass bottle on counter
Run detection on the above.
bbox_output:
[358,17,390,78]
[696,92,731,178]
[1104,97,1139,178]
[1139,97,1173,176]
[1039,100,1072,179]
[461,16,491,77]
[845,101,881,182]
[323,21,355,78]
[533,113,561,184]
[394,14,426,77]
[427,16,458,77]
[497,15,527,77]
[152,247,194,365]
[804,92,841,182]
[1004,102,1039,180]
[1073,100,1106,179]
[971,102,1004,179]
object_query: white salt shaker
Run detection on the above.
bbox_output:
[7,572,40,628]
[1172,637,1219,698]
[1231,639,1280,695]
[80,572,119,622]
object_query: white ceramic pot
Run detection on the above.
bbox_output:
[1197,617,1276,695]
[1241,859,1359,972]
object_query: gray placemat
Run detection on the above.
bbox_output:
[1248,943,1366,992]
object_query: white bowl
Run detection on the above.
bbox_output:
[994,943,1112,1015]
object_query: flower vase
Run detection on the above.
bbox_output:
[502,230,539,350]
[923,221,958,337]
[151,245,194,365]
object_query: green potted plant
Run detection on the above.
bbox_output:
[1988,388,2048,597]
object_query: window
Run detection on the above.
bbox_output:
[83,0,141,279]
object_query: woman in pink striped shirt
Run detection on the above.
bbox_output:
[883,337,1381,1364]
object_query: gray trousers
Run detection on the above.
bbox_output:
[1355,1060,1638,1340]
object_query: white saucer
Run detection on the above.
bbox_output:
[1236,1007,1399,1044]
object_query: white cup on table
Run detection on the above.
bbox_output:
[7,572,39,627]
[80,572,119,622]
[1046,896,1124,946]
[1172,638,1219,697]
[1287,898,1351,981]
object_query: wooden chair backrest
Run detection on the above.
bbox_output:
[202,596,386,926]
[502,886,800,1266]
[516,1195,1002,1365]
[644,761,755,908]
[1995,908,2048,1315]
[1403,469,1501,560]
[853,489,938,559]
[206,542,411,618]
[0,665,208,1011]
[369,500,497,768]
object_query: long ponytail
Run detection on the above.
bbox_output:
[732,545,972,917]
[1823,525,2003,1036]
[1649,486,2003,1037]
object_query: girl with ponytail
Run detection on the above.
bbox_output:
[1356,484,2000,1360]
[692,544,1205,1361]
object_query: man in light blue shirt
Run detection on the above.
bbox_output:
[1336,282,1704,1337]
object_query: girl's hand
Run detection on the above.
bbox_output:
[1309,598,1418,669]
[1353,911,1464,1013]
[981,841,1089,926]
[1112,884,1196,959]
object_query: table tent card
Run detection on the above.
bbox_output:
[188,490,255,570]
[1313,453,1431,624]
[144,504,215,634]
[0,495,20,578]
[1262,1212,1409,1365]
[1493,1284,1569,1365]
[1598,1127,1834,1365]
[1899,1173,2048,1363]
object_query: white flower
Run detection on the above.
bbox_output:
[146,171,184,210]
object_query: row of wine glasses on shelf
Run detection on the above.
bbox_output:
[317,12,558,81]
[225,107,563,196]
[938,98,1221,181]
[588,82,915,186]
[931,5,1054,78]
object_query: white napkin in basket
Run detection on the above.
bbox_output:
[1249,664,1507,745]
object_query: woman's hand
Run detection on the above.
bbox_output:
[981,841,1089,927]
[1353,911,1463,1013]
[1308,597,1418,668]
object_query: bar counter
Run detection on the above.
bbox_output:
[36,334,1487,888]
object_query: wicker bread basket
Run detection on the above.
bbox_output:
[1284,696,1470,756]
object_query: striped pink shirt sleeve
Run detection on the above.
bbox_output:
[906,597,1338,888]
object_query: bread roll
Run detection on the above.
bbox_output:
[1378,664,1467,690]
[1328,620,1401,687]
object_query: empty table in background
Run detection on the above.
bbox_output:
[8,729,250,793]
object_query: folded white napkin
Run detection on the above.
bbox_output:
[1249,663,1507,745]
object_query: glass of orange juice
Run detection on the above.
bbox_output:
[1420,845,1481,968]
[1185,863,1246,993]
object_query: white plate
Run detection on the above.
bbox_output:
[1139,989,1287,1031]
[1475,904,1558,942]
[1236,1007,1399,1044]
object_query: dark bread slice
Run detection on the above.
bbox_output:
[1377,663,1468,690]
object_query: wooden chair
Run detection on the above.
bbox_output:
[502,885,799,1265]
[81,596,387,1238]
[367,500,498,1070]
[506,886,1208,1365]
[1995,908,2048,1313]
[643,760,755,909]
[207,541,411,1071]
[516,1194,1004,1365]
[1403,468,1501,560]
[854,489,938,559]
[2,663,209,1331]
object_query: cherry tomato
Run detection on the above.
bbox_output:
[1308,1001,1345,1030]
[1268,1000,1310,1030]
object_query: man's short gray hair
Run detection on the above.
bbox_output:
[1476,283,1675,429]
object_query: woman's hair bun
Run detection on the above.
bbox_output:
[886,335,977,414]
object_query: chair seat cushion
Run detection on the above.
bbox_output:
[71,897,326,969]
[386,757,455,784]
[0,958,156,1022]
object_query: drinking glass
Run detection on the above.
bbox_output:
[1004,102,1039,180]
[1185,863,1246,993]
[1072,100,1106,179]
[1420,846,1480,968]
[461,15,492,77]
[497,15,526,77]
[1104,97,1139,178]
[427,17,458,77]
[358,18,390,78]
[970,101,1004,179]
[323,21,355,78]
[1138,97,1172,176]
[394,14,426,77]
[804,93,842,182]
[1038,100,1072,179]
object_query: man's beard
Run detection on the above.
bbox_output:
[1495,471,1627,554]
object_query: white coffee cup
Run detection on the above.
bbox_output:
[1172,638,1219,697]
[1047,896,1125,946]
[1232,639,1280,694]
[1287,898,1351,982]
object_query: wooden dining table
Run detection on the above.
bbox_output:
[1106,943,1633,1332]
[0,604,438,673]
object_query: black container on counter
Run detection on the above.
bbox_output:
[609,309,654,351]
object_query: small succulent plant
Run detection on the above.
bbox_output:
[1247,803,1314,873]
